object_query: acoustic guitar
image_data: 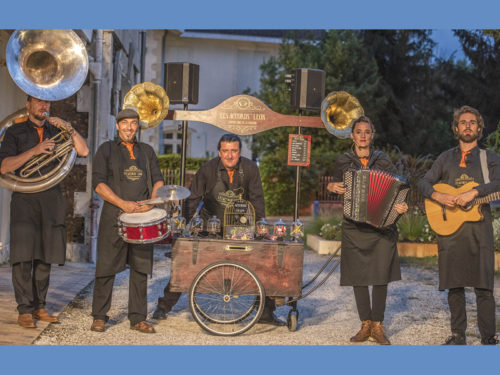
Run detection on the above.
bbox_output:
[425,181,500,236]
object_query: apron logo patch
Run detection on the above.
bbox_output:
[217,190,237,207]
[124,165,143,181]
[454,173,475,187]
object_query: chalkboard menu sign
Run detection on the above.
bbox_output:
[287,134,311,167]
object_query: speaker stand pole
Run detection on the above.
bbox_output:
[294,110,302,222]
[179,103,189,211]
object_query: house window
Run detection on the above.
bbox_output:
[163,130,188,155]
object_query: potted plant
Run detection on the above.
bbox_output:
[306,214,342,255]
[396,207,438,257]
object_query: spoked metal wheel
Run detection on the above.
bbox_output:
[189,261,265,336]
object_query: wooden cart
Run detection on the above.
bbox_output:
[170,237,304,336]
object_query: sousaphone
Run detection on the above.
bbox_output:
[0,29,89,193]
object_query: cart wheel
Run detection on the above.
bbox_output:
[189,261,265,336]
[287,310,298,332]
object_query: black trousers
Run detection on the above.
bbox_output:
[12,260,51,314]
[157,280,181,313]
[448,287,496,339]
[92,267,147,326]
[157,281,277,316]
[353,285,388,322]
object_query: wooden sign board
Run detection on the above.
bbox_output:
[288,134,311,167]
[170,95,324,135]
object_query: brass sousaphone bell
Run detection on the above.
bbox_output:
[0,29,89,193]
[320,91,364,138]
[122,82,170,129]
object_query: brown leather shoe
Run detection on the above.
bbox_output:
[18,313,36,328]
[369,321,391,345]
[90,319,106,332]
[130,321,155,333]
[350,320,372,342]
[33,308,59,323]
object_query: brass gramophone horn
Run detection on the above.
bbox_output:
[122,82,170,129]
[0,29,88,193]
[320,91,364,138]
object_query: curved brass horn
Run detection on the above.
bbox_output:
[0,29,87,193]
[6,30,89,101]
[123,82,170,129]
[0,111,77,193]
[320,91,364,138]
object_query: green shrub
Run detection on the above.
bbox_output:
[319,223,342,240]
[305,214,343,240]
[157,154,209,171]
[397,207,436,243]
[493,218,500,252]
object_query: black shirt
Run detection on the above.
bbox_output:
[0,118,61,175]
[92,137,164,201]
[185,156,266,221]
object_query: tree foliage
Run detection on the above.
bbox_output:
[253,29,499,215]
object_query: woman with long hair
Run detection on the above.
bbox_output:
[327,116,408,345]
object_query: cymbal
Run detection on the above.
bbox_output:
[156,185,191,201]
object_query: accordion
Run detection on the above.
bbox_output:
[343,168,409,228]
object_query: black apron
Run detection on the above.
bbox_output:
[436,150,495,290]
[201,168,244,228]
[95,142,154,278]
[336,151,401,286]
[9,186,66,265]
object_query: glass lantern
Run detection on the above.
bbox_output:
[170,215,186,237]
[207,215,221,236]
[290,219,304,242]
[273,218,287,240]
[190,216,204,236]
[255,217,269,239]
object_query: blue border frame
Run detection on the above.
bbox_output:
[2,0,499,374]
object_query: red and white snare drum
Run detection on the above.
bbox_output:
[118,208,169,244]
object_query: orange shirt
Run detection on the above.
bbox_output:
[359,157,369,168]
[227,170,235,183]
[459,151,470,168]
[121,142,136,159]
[34,126,44,143]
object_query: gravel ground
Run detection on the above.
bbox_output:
[34,246,500,345]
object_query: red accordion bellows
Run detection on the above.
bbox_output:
[343,169,409,228]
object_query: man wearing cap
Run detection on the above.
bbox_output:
[0,96,89,328]
[90,108,164,333]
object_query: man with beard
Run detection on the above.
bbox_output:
[90,108,164,333]
[418,106,500,345]
[0,96,89,328]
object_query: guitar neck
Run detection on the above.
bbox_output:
[473,191,500,205]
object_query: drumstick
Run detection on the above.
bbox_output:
[138,197,165,205]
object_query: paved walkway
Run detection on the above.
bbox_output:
[0,262,95,345]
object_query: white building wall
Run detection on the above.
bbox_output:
[153,31,281,159]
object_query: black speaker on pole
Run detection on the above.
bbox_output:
[164,62,200,104]
[289,68,325,111]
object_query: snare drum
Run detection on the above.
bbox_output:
[118,208,169,244]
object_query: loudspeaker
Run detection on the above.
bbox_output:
[289,68,325,111]
[164,62,200,104]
